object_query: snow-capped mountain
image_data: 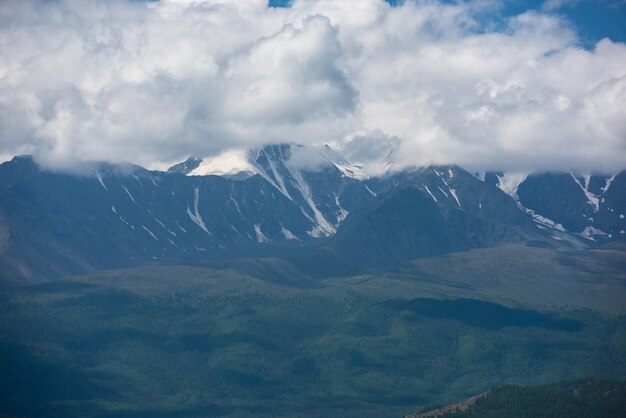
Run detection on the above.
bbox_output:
[174,144,373,237]
[485,171,626,241]
[0,145,375,285]
[0,144,624,285]
[171,144,368,181]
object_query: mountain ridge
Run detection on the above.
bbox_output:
[0,145,624,285]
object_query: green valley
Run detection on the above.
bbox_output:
[1,245,625,417]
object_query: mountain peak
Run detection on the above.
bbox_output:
[166,143,367,181]
[167,157,202,175]
[186,149,258,178]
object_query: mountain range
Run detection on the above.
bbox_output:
[0,144,624,286]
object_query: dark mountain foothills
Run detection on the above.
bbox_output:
[0,144,625,286]
[1,258,626,418]
[408,379,626,418]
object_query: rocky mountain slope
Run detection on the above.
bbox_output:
[0,144,624,285]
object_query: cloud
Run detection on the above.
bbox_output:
[222,16,357,125]
[339,130,400,176]
[0,0,625,173]
[542,0,580,12]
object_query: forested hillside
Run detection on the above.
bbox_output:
[413,379,626,418]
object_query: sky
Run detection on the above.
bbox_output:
[0,0,625,174]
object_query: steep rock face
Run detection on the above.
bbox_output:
[250,144,373,238]
[507,172,626,240]
[166,157,202,175]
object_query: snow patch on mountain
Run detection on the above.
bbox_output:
[335,195,349,226]
[494,172,570,233]
[496,172,529,201]
[187,187,211,235]
[280,226,299,240]
[472,171,486,182]
[571,173,600,211]
[364,184,377,197]
[287,165,336,237]
[189,149,257,178]
[182,143,368,182]
[603,174,616,193]
[449,188,461,208]
[132,174,143,186]
[122,185,138,205]
[229,195,242,216]
[423,184,438,202]
[333,162,367,180]
[172,144,371,238]
[524,208,566,232]
[580,226,608,241]
[254,224,268,243]
[154,217,177,236]
[319,145,368,180]
[143,225,158,240]
[95,171,108,190]
[260,147,293,200]
[192,244,206,252]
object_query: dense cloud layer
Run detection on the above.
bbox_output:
[1,0,625,173]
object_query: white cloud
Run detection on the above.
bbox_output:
[339,130,400,176]
[541,0,579,12]
[0,0,625,172]
[221,15,357,125]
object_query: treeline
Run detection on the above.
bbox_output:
[442,379,626,418]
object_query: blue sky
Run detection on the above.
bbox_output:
[503,0,626,44]
[270,0,626,44]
